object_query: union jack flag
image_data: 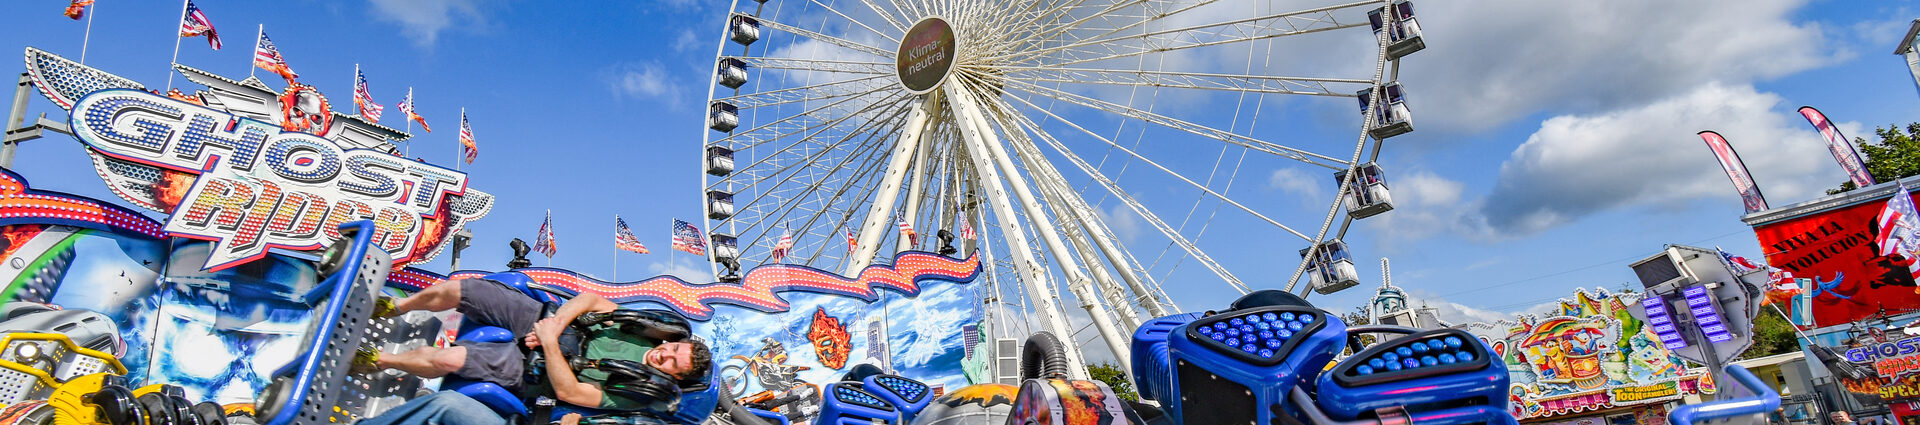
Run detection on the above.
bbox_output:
[897,216,917,247]
[614,216,649,254]
[772,227,795,262]
[533,210,557,258]
[960,220,976,240]
[1878,183,1920,258]
[845,229,857,253]
[398,88,431,132]
[180,2,220,50]
[672,219,707,256]
[354,68,383,123]
[253,29,296,80]
[459,110,477,164]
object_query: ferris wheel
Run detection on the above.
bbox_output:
[699,0,1425,372]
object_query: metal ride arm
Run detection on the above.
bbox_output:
[1666,365,1779,425]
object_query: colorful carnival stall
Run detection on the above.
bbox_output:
[1461,289,1716,425]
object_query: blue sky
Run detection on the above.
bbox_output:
[5,0,1920,358]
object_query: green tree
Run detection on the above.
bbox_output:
[1829,123,1920,194]
[1086,362,1138,402]
[1740,308,1802,360]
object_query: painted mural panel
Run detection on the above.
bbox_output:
[1460,289,1713,420]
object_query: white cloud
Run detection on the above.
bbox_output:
[1268,167,1324,202]
[645,255,712,281]
[1406,0,1841,131]
[1403,289,1556,326]
[1468,82,1846,237]
[1095,203,1143,242]
[366,0,488,47]
[673,28,704,53]
[606,62,684,109]
[1356,170,1475,246]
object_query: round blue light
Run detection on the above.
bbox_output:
[1239,325,1255,333]
[1438,353,1456,364]
[1300,314,1315,322]
[1225,328,1241,337]
[1265,339,1283,349]
[1368,358,1385,369]
[1277,330,1293,339]
[1225,338,1241,346]
[1259,331,1275,340]
[1444,336,1463,348]
[1395,347,1414,357]
[1384,361,1402,371]
[1287,322,1304,331]
[1382,352,1399,362]
[1420,356,1438,367]
[1242,344,1258,353]
[1356,365,1374,375]
[1231,318,1246,326]
[1403,359,1420,369]
[1279,312,1296,321]
[1427,340,1446,351]
[1198,326,1213,334]
[1259,349,1275,358]
[1456,351,1474,362]
[1262,313,1278,322]
[1411,343,1431,353]
[1209,333,1225,342]
[1255,322,1272,330]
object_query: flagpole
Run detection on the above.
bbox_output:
[612,215,620,282]
[403,87,413,157]
[80,2,96,64]
[250,24,262,80]
[166,0,191,90]
[456,107,464,172]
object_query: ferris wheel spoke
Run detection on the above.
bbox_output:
[718,96,913,202]
[743,12,897,59]
[851,0,912,35]
[726,56,895,75]
[966,78,1251,294]
[739,123,899,262]
[711,84,899,148]
[999,66,1369,97]
[994,76,1349,169]
[1000,1,1375,68]
[803,0,903,46]
[716,74,897,109]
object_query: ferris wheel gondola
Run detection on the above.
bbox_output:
[699,0,1426,376]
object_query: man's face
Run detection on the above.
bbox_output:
[646,342,695,378]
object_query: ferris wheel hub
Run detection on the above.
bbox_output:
[896,17,957,94]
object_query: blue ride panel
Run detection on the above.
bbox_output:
[815,382,898,425]
[1315,328,1517,425]
[860,374,930,423]
[1136,306,1345,425]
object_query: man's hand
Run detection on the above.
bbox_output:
[524,333,541,349]
[558,413,582,425]
[534,317,566,347]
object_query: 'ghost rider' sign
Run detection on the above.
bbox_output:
[69,89,485,271]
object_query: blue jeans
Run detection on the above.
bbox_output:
[356,392,505,425]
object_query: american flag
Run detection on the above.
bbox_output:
[398,88,431,132]
[1715,247,1762,274]
[1878,183,1920,257]
[960,220,976,240]
[672,219,707,256]
[459,110,477,164]
[253,29,296,80]
[897,216,917,247]
[614,216,649,254]
[772,227,795,262]
[180,1,220,50]
[533,210,558,259]
[845,229,857,253]
[354,68,383,123]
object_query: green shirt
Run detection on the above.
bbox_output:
[531,323,661,411]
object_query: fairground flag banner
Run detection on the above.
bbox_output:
[398,88,431,132]
[672,219,707,256]
[180,2,220,50]
[1800,106,1876,188]
[354,67,383,123]
[772,227,794,262]
[534,210,558,258]
[253,28,296,80]
[897,216,917,246]
[1877,183,1920,258]
[614,215,649,254]
[960,220,976,240]
[1716,246,1763,274]
[459,110,477,164]
[65,0,92,20]
[1698,131,1768,213]
[845,229,857,253]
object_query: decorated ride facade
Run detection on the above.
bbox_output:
[1458,289,1715,425]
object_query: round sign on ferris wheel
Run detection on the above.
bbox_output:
[896,17,956,94]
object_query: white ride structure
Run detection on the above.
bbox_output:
[700,0,1425,377]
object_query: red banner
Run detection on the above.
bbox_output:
[1700,131,1768,213]
[1754,197,1920,327]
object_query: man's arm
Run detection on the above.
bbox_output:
[536,318,606,407]
[553,292,619,324]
